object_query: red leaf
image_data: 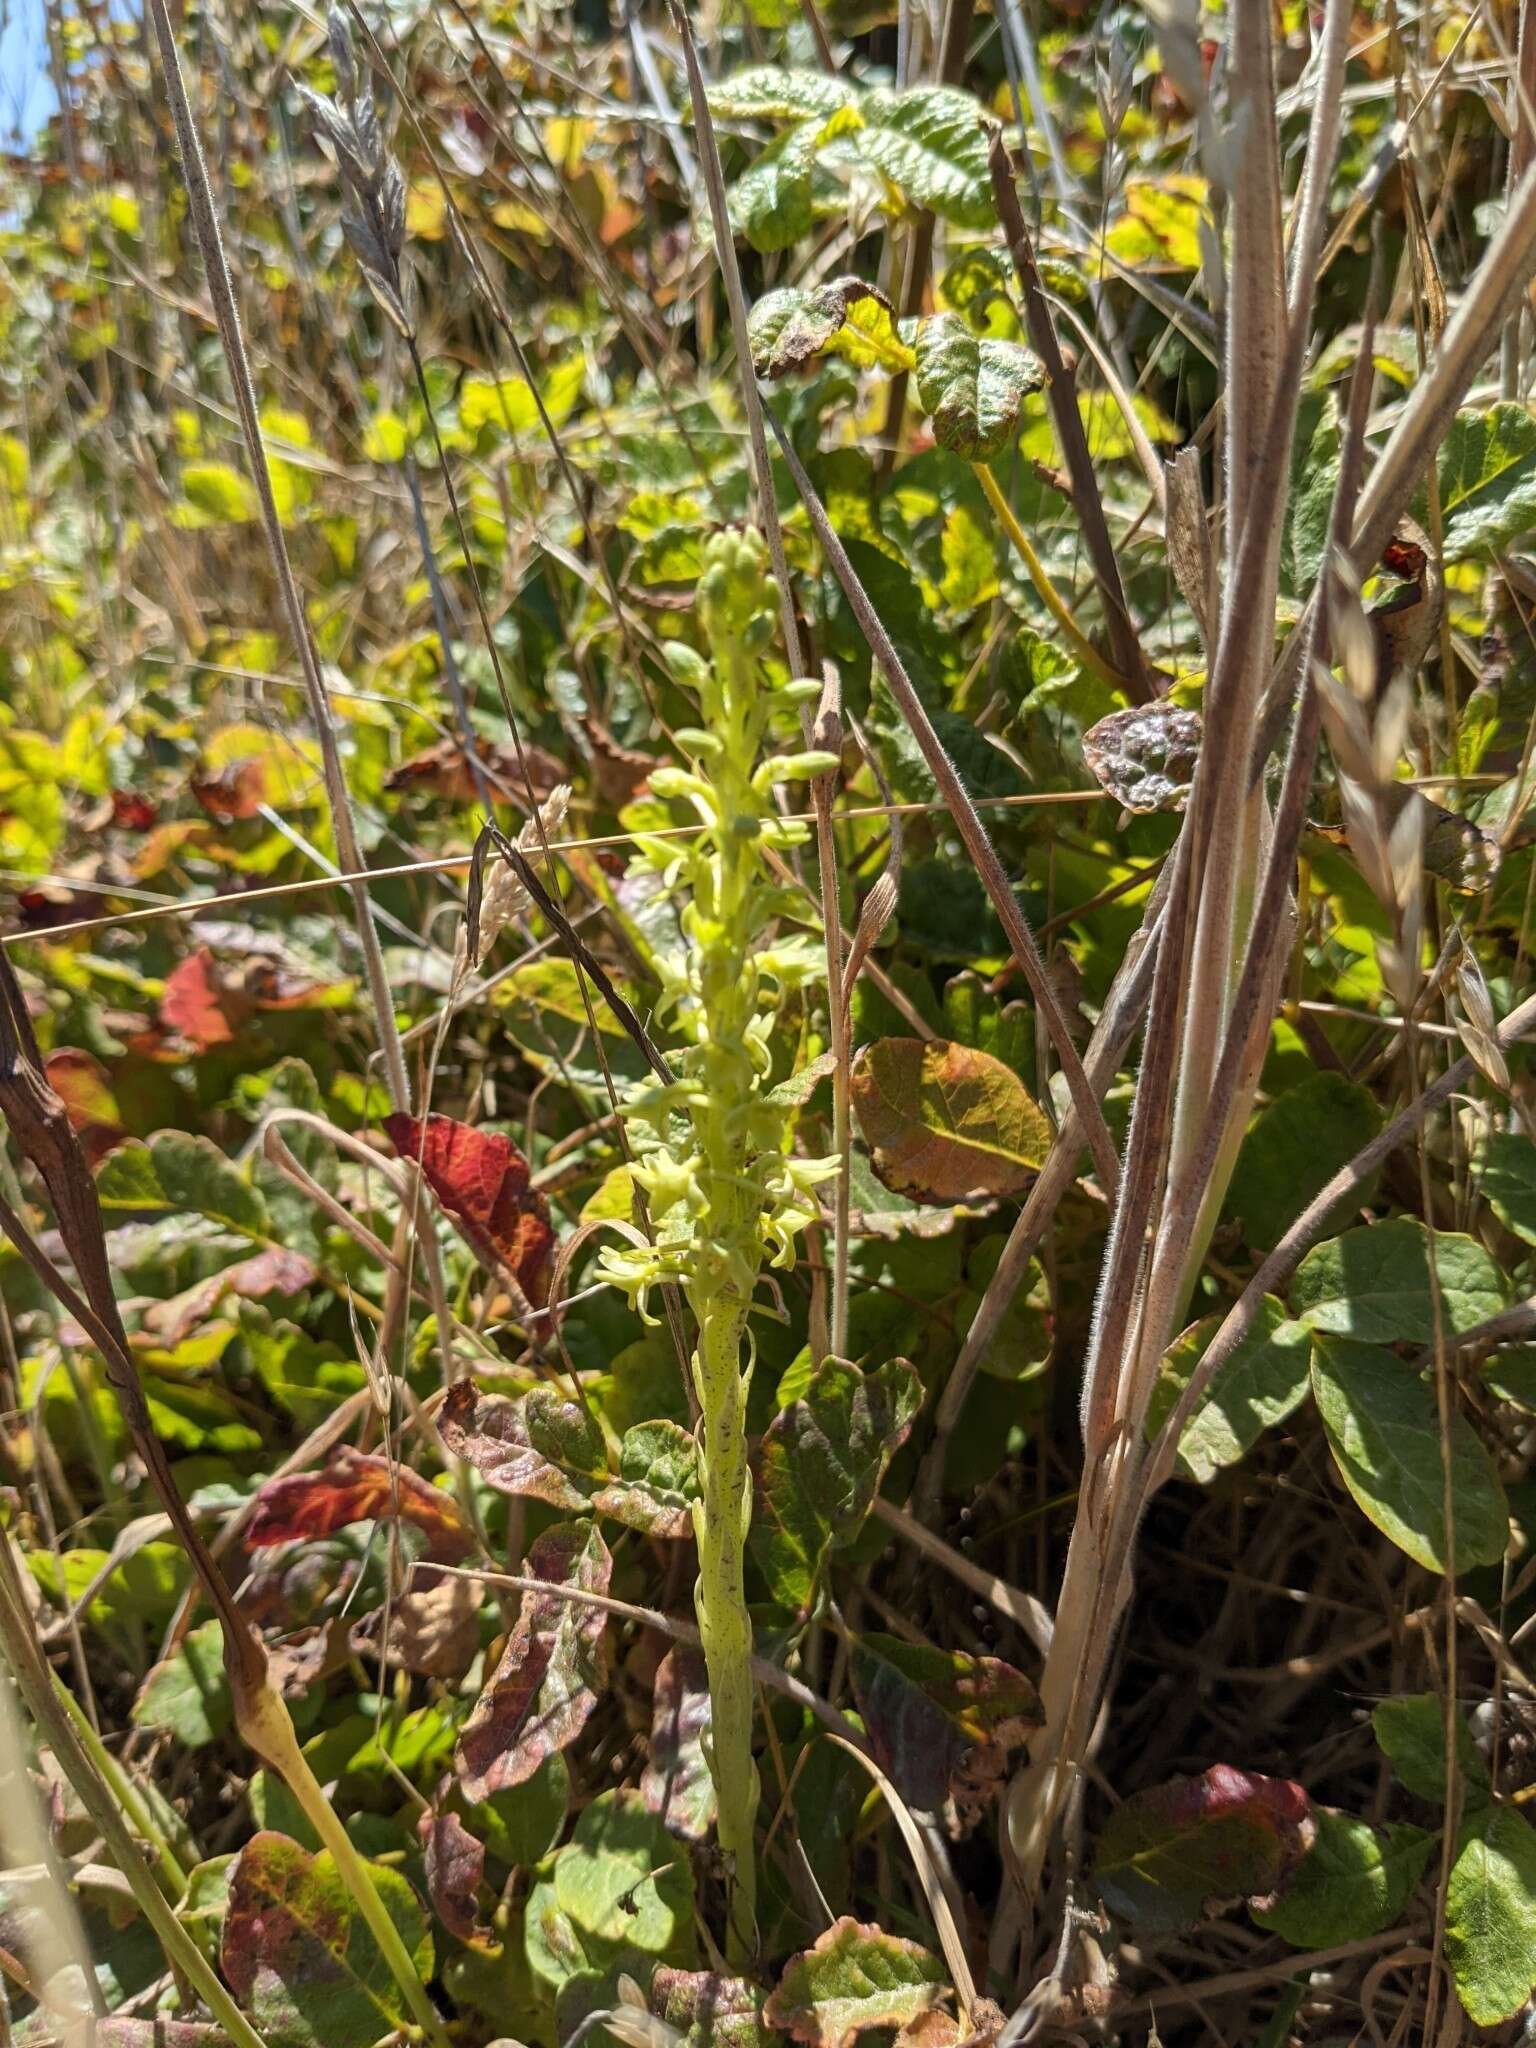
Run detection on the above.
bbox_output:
[245,1447,471,1561]
[1092,1765,1316,1929]
[110,790,160,831]
[385,1112,554,1305]
[418,1809,487,1944]
[456,1519,610,1798]
[161,948,247,1050]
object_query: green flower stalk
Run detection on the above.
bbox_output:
[601,528,837,1961]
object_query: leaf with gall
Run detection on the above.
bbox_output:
[245,1448,471,1561]
[385,1112,554,1305]
[1091,1765,1316,1930]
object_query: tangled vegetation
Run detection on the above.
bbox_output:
[6,0,1536,2039]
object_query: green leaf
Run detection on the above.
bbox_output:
[525,1790,695,2001]
[1371,1693,1490,1804]
[857,86,994,227]
[1483,1344,1536,1410]
[1091,1767,1316,1931]
[1446,1805,1536,2024]
[96,1131,268,1237]
[1225,1074,1384,1254]
[1251,1810,1433,1946]
[763,1917,950,2048]
[748,279,913,380]
[176,461,259,527]
[752,1359,921,1611]
[221,1832,433,2048]
[1311,1336,1510,1573]
[1290,1218,1506,1343]
[912,314,1041,460]
[1438,403,1536,558]
[1146,1298,1312,1484]
[132,1618,231,1749]
[851,1037,1052,1202]
[1286,392,1341,594]
[730,122,822,252]
[708,67,857,121]
[1481,1131,1536,1245]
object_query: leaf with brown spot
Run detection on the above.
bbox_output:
[418,1808,488,1945]
[245,1448,471,1561]
[222,1831,433,2048]
[765,1918,951,2048]
[640,1647,715,1841]
[385,1112,555,1305]
[456,1519,611,1799]
[851,1039,1051,1203]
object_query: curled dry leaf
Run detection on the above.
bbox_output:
[764,1917,951,2048]
[385,1112,555,1306]
[1091,1764,1316,1930]
[1082,702,1203,813]
[851,1038,1051,1203]
[350,1566,481,1680]
[456,1519,612,1799]
[385,735,567,805]
[641,1647,716,1841]
[245,1447,471,1561]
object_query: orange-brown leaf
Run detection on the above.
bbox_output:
[245,1448,471,1561]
